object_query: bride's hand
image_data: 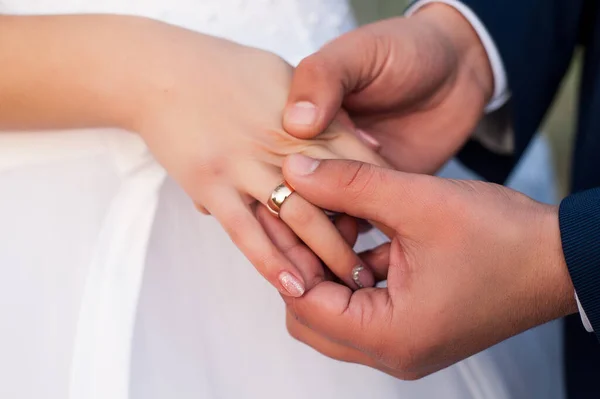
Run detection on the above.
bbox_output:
[127,19,386,296]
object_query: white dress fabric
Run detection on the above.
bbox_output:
[0,1,564,398]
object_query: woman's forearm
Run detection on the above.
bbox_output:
[0,14,169,132]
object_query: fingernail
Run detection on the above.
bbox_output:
[287,154,319,176]
[352,265,375,289]
[286,101,318,126]
[279,271,306,297]
[356,129,381,149]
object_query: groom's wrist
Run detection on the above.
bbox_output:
[412,4,494,106]
[534,204,578,321]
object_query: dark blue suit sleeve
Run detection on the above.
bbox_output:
[458,0,585,182]
[560,189,600,338]
[407,0,586,183]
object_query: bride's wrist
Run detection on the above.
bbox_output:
[98,16,178,133]
[128,28,289,136]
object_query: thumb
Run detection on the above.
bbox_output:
[283,31,382,139]
[283,154,425,229]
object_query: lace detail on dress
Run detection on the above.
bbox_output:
[2,0,356,65]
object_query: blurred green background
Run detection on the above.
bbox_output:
[350,0,579,196]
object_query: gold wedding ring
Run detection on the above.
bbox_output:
[267,181,295,217]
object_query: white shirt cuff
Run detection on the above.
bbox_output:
[405,0,510,112]
[576,292,594,333]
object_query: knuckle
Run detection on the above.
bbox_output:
[344,292,380,347]
[349,294,376,331]
[241,193,257,207]
[339,161,381,199]
[281,199,318,229]
[192,155,229,182]
[263,53,294,85]
[297,55,333,82]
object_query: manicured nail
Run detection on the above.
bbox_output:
[352,265,375,289]
[287,154,319,176]
[286,101,318,126]
[279,271,306,297]
[356,129,381,149]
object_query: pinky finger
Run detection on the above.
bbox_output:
[256,204,325,290]
[204,186,309,298]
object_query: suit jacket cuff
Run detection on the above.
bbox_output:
[560,188,600,338]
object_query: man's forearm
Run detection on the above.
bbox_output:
[0,14,157,132]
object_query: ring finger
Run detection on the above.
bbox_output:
[202,185,308,298]
[240,162,375,289]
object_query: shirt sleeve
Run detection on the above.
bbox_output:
[577,293,594,333]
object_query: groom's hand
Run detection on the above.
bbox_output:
[259,154,577,379]
[283,4,493,174]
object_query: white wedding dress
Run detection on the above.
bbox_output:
[0,1,564,398]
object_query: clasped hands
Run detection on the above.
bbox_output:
[260,5,577,380]
[124,7,578,379]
